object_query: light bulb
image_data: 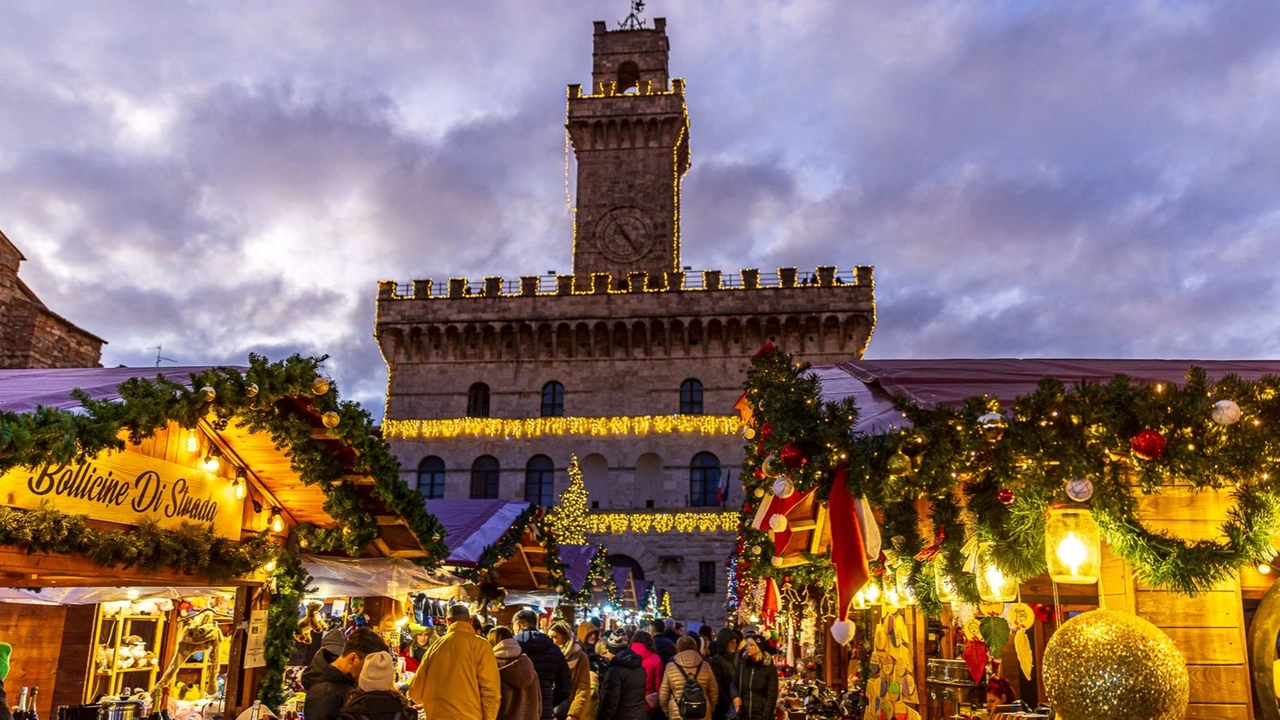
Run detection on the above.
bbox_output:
[985,564,1006,593]
[264,560,276,572]
[186,433,199,453]
[1057,532,1088,577]
[270,510,285,533]
[1260,563,1272,575]
[202,453,220,473]
[233,479,246,500]
[864,579,881,604]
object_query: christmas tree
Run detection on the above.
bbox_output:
[549,454,589,545]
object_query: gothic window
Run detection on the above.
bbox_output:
[525,455,555,506]
[680,378,703,415]
[467,382,490,417]
[470,455,500,499]
[541,381,565,417]
[417,456,446,500]
[689,452,721,507]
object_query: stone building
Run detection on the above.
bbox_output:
[0,229,104,369]
[376,17,875,622]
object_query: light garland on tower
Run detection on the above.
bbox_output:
[383,414,741,440]
[585,511,739,534]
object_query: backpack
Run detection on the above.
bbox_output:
[676,662,708,719]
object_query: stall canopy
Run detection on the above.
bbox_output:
[817,359,1280,432]
[425,499,531,565]
[557,544,598,594]
[301,555,459,599]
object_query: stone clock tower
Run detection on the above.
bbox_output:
[568,18,690,289]
[376,17,875,623]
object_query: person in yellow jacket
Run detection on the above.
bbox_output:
[407,604,501,720]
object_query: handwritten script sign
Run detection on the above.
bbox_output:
[1,449,243,540]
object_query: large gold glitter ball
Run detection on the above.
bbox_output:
[1042,609,1188,720]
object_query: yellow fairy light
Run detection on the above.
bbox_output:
[584,511,739,535]
[383,414,742,440]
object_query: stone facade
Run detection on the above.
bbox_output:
[0,229,104,369]
[376,18,875,623]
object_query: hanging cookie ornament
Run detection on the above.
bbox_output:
[1131,429,1167,461]
[1065,478,1094,502]
[1211,399,1241,426]
[772,477,795,499]
[978,412,1008,442]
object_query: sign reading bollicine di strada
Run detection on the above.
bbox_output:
[1,449,244,540]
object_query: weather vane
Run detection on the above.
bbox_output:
[619,0,646,30]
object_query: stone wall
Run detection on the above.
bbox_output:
[0,232,104,368]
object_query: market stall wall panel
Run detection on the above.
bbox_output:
[0,603,66,720]
[51,605,95,713]
[1185,704,1250,720]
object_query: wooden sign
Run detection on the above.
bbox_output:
[0,449,243,540]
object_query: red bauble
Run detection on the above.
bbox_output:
[998,489,1015,505]
[760,423,774,440]
[754,467,766,480]
[1131,429,1167,460]
[780,442,809,470]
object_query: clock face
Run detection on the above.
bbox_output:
[596,207,655,263]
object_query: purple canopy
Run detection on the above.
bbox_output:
[0,366,229,414]
[556,544,598,592]
[424,499,531,565]
[612,566,632,598]
[816,359,1280,435]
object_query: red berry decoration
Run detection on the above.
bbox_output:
[1131,429,1167,460]
[998,488,1015,505]
[780,442,810,470]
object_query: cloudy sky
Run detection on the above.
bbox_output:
[2,1,1278,416]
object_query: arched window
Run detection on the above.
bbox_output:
[616,61,640,93]
[417,456,446,500]
[680,378,704,415]
[470,455,500,499]
[689,452,721,507]
[467,382,490,417]
[525,455,555,506]
[541,381,565,417]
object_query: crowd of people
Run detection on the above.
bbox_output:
[301,604,779,720]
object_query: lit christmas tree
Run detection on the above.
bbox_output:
[549,454,589,545]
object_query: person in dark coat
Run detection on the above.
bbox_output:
[514,609,573,720]
[336,651,416,720]
[649,619,677,666]
[303,629,390,720]
[733,635,777,720]
[597,631,647,720]
[709,629,739,720]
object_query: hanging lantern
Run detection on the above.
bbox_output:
[862,576,882,606]
[1045,506,1101,584]
[974,545,1017,602]
[935,562,959,603]
[883,574,907,609]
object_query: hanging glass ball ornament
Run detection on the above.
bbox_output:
[1211,399,1241,426]
[245,383,259,398]
[762,454,787,478]
[200,386,216,402]
[1131,429,1167,461]
[886,450,912,477]
[772,477,795,499]
[312,377,331,396]
[322,411,341,428]
[978,412,1008,442]
[1066,478,1095,502]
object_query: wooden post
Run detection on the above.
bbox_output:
[224,586,254,716]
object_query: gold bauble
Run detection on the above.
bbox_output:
[1043,609,1188,720]
[762,454,786,479]
[886,450,912,477]
[322,411,341,428]
[978,412,1007,442]
[312,377,331,396]
[199,386,216,402]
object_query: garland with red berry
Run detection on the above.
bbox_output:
[734,347,1280,617]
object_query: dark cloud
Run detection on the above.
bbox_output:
[1,0,1279,414]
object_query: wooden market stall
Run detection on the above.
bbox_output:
[733,352,1280,720]
[0,359,446,719]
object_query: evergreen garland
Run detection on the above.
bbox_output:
[735,348,1280,616]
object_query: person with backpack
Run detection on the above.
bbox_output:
[732,635,777,720]
[335,651,416,720]
[658,636,717,720]
[488,627,541,720]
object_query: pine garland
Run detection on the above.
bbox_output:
[735,348,1280,616]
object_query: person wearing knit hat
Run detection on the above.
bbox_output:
[597,631,646,720]
[320,628,347,661]
[0,642,12,720]
[335,651,415,720]
[605,630,630,655]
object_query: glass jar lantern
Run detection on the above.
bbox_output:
[974,545,1017,602]
[934,560,959,603]
[1045,506,1101,584]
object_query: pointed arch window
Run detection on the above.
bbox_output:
[467,382,490,417]
[417,456,446,499]
[525,455,555,506]
[470,455,500,499]
[680,378,703,415]
[541,381,565,417]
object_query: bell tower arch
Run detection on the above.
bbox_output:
[567,18,690,290]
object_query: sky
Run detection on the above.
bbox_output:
[2,0,1278,418]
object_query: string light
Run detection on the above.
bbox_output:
[585,511,739,534]
[186,432,199,453]
[233,468,247,500]
[384,414,742,440]
[202,448,221,473]
[548,455,589,545]
[270,507,285,533]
